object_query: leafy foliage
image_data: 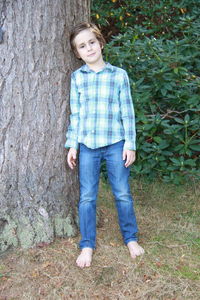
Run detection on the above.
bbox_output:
[92,0,200,183]
[91,0,200,41]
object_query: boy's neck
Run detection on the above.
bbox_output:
[86,59,106,73]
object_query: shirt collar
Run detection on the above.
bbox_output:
[80,62,114,73]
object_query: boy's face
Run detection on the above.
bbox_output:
[73,29,103,66]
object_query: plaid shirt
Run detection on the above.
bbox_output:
[65,63,136,150]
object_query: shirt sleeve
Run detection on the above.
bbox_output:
[119,71,136,151]
[65,73,80,150]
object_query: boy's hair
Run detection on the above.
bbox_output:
[70,22,106,56]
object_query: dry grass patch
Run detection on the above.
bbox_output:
[0,179,200,300]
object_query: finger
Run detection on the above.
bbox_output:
[68,162,73,169]
[68,160,74,169]
[68,156,74,169]
[72,159,76,167]
[125,155,134,167]
[125,156,130,168]
[72,155,77,168]
[123,151,126,161]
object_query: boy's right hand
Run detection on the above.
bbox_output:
[67,148,77,169]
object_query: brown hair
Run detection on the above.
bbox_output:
[70,22,106,56]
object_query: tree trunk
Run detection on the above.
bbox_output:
[0,0,90,252]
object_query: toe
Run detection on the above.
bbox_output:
[76,248,93,268]
[85,261,91,267]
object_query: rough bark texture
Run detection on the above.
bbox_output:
[0,0,90,252]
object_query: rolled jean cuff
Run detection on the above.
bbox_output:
[79,242,96,250]
[125,237,138,245]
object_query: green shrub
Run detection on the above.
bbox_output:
[92,0,200,183]
[91,0,200,41]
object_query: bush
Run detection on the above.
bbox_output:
[92,0,200,183]
[91,0,200,41]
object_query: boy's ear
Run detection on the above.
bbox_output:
[75,53,82,60]
[100,42,104,50]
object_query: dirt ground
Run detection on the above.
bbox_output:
[0,180,200,300]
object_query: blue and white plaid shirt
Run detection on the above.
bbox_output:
[65,63,136,150]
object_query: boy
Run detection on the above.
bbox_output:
[65,22,144,268]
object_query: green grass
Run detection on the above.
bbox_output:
[98,178,200,291]
[0,178,200,300]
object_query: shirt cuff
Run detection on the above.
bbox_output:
[123,140,136,151]
[65,140,79,150]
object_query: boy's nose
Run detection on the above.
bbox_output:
[86,44,92,51]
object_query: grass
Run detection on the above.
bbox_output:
[0,179,200,300]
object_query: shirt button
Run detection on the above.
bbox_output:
[91,130,95,134]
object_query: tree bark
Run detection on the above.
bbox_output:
[0,0,90,252]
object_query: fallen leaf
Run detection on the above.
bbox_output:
[41,262,51,269]
[109,242,116,247]
[31,269,40,278]
[155,261,162,267]
[143,274,152,282]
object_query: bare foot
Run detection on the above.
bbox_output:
[127,241,144,259]
[76,247,93,268]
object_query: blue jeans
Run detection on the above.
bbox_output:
[78,140,138,249]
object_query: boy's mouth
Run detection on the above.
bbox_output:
[87,53,96,57]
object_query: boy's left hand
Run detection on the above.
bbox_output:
[123,150,136,168]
